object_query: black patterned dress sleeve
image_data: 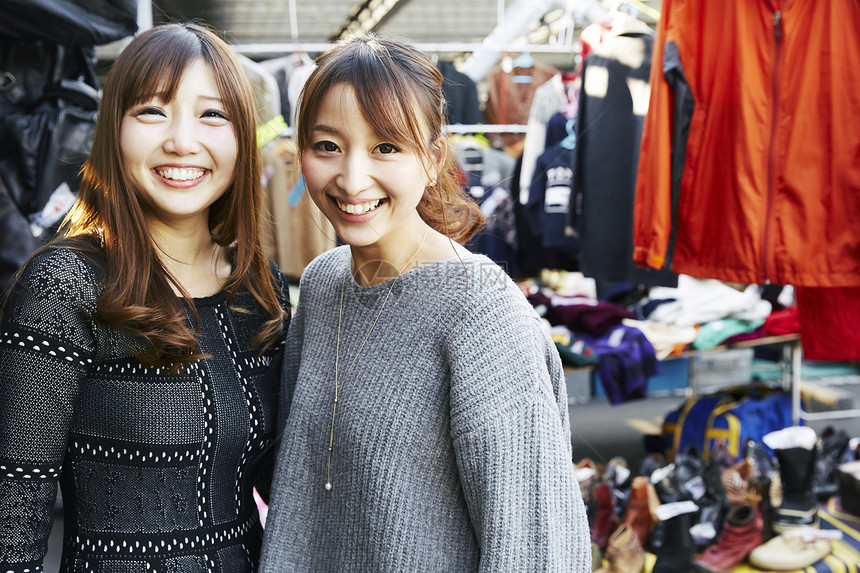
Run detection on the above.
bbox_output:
[0,247,98,572]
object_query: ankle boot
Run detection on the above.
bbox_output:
[576,458,600,533]
[721,458,756,506]
[652,507,696,573]
[814,427,850,500]
[594,523,646,573]
[694,505,763,573]
[748,473,774,541]
[592,481,618,552]
[621,476,659,547]
[765,427,820,533]
[692,459,728,546]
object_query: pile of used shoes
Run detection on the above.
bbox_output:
[577,425,859,572]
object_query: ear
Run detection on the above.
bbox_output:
[427,136,447,182]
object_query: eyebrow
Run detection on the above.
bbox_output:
[312,124,341,135]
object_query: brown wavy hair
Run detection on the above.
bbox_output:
[59,22,285,368]
[295,35,484,243]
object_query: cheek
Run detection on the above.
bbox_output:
[119,121,143,169]
[222,146,238,180]
[207,127,239,172]
[301,156,329,192]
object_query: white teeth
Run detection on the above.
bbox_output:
[157,167,205,181]
[337,199,382,215]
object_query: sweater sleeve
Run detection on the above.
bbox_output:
[0,248,97,572]
[445,280,591,572]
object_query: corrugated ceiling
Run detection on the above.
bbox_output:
[148,0,661,54]
[152,0,519,46]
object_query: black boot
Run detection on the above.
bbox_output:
[814,427,850,500]
[653,509,696,572]
[771,438,819,533]
[691,458,728,547]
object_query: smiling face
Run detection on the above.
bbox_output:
[120,58,238,228]
[302,83,438,256]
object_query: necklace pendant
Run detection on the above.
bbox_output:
[325,482,332,491]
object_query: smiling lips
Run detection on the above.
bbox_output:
[155,167,206,182]
[336,198,383,215]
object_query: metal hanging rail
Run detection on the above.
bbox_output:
[276,123,530,138]
[231,42,579,58]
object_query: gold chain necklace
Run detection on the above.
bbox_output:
[325,227,427,491]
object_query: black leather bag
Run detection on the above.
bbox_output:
[0,43,100,230]
[0,79,98,217]
[0,0,137,46]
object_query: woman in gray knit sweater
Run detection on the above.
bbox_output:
[260,36,591,572]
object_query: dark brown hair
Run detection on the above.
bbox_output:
[58,22,284,367]
[295,35,484,243]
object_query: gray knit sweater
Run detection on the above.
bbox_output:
[260,246,590,572]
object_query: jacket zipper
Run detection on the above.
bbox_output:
[763,7,783,284]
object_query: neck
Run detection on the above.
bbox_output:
[350,225,428,286]
[149,219,230,297]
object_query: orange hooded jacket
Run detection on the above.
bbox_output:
[633,0,860,287]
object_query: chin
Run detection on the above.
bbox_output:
[338,235,378,249]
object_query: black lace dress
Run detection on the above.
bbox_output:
[0,245,288,573]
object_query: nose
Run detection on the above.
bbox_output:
[336,152,373,196]
[162,114,201,156]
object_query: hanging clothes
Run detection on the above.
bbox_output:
[578,21,613,68]
[795,287,860,361]
[287,61,316,127]
[436,59,482,125]
[525,136,580,270]
[483,59,558,152]
[260,138,336,281]
[633,0,860,288]
[574,22,677,287]
[258,52,314,127]
[454,139,518,276]
[518,73,569,204]
[545,110,571,151]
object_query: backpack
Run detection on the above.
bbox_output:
[662,385,800,462]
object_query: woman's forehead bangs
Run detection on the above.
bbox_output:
[354,79,426,148]
[330,45,432,148]
[119,35,202,109]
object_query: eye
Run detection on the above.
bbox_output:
[312,140,340,153]
[202,109,229,121]
[376,143,400,154]
[135,107,165,117]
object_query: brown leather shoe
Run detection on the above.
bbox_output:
[621,476,659,547]
[694,505,763,573]
[595,523,646,573]
[721,458,757,506]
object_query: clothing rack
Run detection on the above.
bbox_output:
[448,124,529,134]
[231,42,579,58]
[276,124,529,138]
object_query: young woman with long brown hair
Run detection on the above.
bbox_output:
[259,36,590,572]
[0,23,288,572]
